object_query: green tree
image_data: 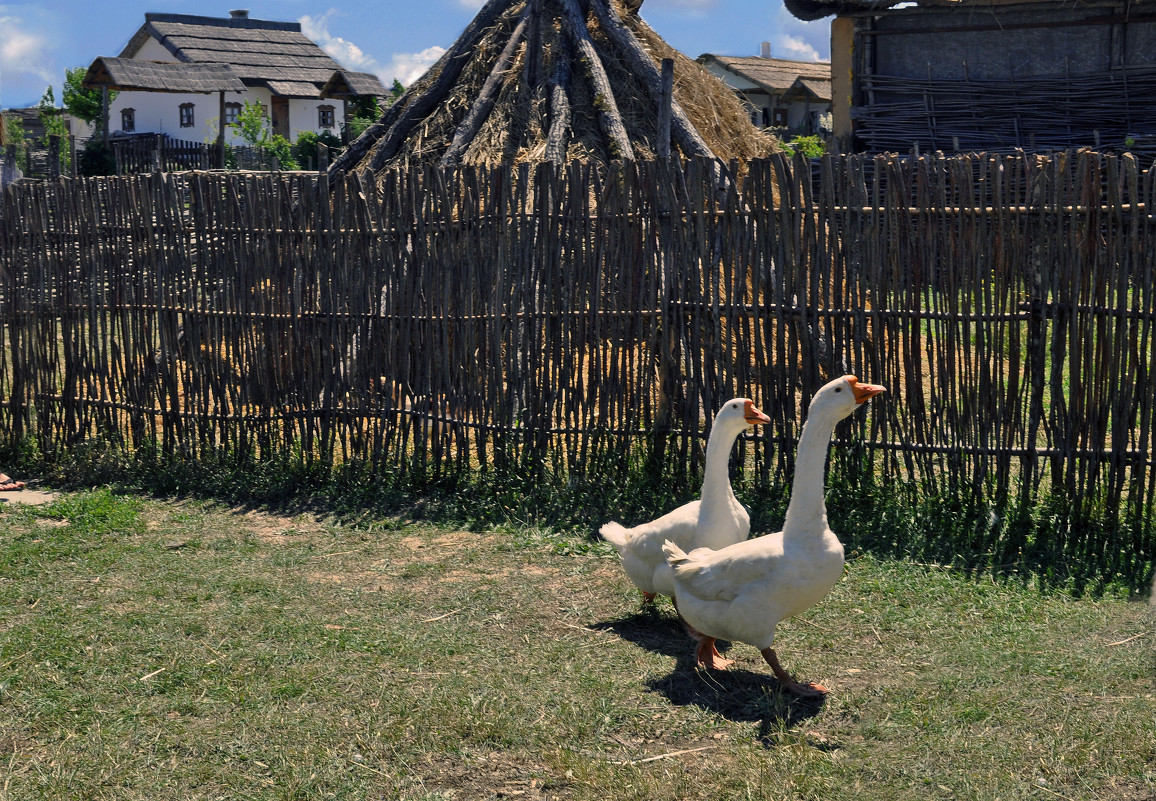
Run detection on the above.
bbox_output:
[37,86,71,173]
[63,66,114,127]
[38,87,67,139]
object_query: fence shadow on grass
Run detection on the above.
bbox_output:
[594,609,826,744]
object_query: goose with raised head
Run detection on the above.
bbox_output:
[663,375,885,697]
[600,398,771,603]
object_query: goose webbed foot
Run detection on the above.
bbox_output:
[761,647,828,697]
[694,636,734,670]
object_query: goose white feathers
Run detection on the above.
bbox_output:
[663,375,886,697]
[600,398,771,601]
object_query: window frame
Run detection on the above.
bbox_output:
[179,103,195,128]
[121,108,135,133]
[318,104,336,129]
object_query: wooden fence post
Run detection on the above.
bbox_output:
[657,58,673,161]
[48,135,61,179]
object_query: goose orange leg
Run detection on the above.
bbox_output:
[695,636,734,670]
[671,597,732,669]
[761,647,828,697]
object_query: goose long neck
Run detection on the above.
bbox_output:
[783,410,838,533]
[700,422,740,499]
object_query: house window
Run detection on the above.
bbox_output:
[121,108,135,133]
[179,103,195,128]
[772,107,788,127]
[318,105,335,129]
[225,102,242,126]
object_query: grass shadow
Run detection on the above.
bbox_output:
[594,609,826,746]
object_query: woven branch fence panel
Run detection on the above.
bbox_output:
[1,151,1154,572]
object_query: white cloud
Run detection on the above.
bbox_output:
[772,33,822,62]
[299,9,443,89]
[0,13,56,103]
[300,10,382,73]
[385,47,446,87]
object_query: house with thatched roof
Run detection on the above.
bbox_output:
[697,46,831,135]
[85,10,387,146]
[789,0,1156,157]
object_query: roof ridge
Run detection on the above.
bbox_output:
[144,12,301,33]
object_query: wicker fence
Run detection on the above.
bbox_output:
[110,136,279,174]
[1,151,1153,577]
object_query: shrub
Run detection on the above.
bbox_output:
[782,134,826,159]
[77,140,116,176]
[293,130,342,170]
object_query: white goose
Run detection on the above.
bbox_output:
[600,398,771,603]
[663,375,885,697]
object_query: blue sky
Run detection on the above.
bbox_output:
[0,0,831,110]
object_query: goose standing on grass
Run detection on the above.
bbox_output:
[600,398,771,604]
[663,375,885,698]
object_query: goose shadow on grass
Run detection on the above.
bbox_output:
[592,609,828,747]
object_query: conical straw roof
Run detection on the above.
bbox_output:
[330,0,778,178]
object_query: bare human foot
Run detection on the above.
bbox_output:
[0,474,24,491]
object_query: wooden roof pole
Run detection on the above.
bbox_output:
[440,5,532,166]
[328,0,517,178]
[544,58,572,164]
[559,0,634,160]
[588,0,723,183]
[365,0,520,172]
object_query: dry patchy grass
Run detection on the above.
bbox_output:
[0,490,1152,800]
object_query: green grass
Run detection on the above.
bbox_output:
[1,490,1153,800]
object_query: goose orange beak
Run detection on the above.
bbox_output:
[848,376,886,404]
[744,400,771,425]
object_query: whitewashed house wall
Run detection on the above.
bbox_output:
[106,21,347,145]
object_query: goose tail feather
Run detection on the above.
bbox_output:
[599,521,630,549]
[662,539,689,565]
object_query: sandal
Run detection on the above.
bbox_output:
[0,473,25,491]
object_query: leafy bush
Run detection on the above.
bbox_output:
[77,139,116,176]
[781,134,826,159]
[293,129,342,170]
[265,134,299,171]
[232,100,300,171]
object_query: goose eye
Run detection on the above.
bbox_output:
[834,387,842,393]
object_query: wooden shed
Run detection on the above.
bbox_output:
[785,0,1156,156]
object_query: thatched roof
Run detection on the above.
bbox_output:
[781,0,1070,21]
[117,12,384,98]
[321,70,391,99]
[697,55,831,99]
[330,0,778,178]
[82,57,247,94]
[784,0,899,21]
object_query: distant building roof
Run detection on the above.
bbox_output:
[117,12,346,97]
[696,55,832,96]
[82,57,247,94]
[781,76,832,103]
[320,70,390,99]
